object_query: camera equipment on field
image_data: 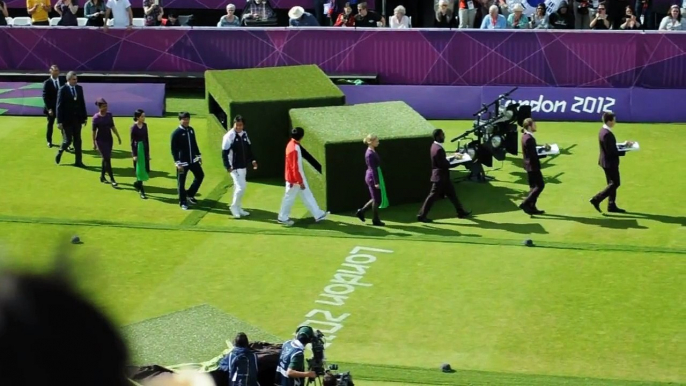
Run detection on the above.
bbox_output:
[449,87,532,182]
[304,329,354,386]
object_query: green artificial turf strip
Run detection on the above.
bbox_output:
[205,65,344,104]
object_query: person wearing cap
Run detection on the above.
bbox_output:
[91,98,121,186]
[548,1,574,28]
[275,326,317,386]
[507,3,529,28]
[289,5,320,26]
[171,112,204,210]
[221,115,258,219]
[480,4,507,29]
[277,127,329,227]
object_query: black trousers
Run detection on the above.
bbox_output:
[59,124,83,164]
[594,167,621,205]
[177,163,204,205]
[523,170,545,207]
[418,180,465,218]
[46,113,56,144]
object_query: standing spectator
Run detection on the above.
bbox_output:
[55,71,88,167]
[507,3,529,28]
[91,98,121,186]
[355,2,384,27]
[313,0,327,25]
[574,0,593,28]
[27,0,51,25]
[42,65,64,148]
[0,0,8,25]
[590,2,611,28]
[171,112,204,211]
[54,0,78,26]
[529,3,549,28]
[435,0,456,27]
[458,0,477,28]
[104,0,133,29]
[143,0,163,26]
[334,2,355,26]
[289,6,319,26]
[389,5,410,27]
[620,4,641,28]
[131,109,150,200]
[635,0,652,29]
[659,4,682,29]
[84,0,106,26]
[548,1,575,28]
[218,3,240,26]
[497,0,509,17]
[480,4,507,28]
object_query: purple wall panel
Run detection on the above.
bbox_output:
[2,28,686,89]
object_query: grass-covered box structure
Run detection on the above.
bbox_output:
[205,65,345,178]
[289,102,436,214]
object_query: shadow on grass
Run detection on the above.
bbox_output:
[604,212,686,227]
[441,217,549,235]
[509,143,577,170]
[83,148,132,160]
[509,171,565,185]
[538,213,649,230]
[80,164,176,180]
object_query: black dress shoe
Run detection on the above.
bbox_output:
[372,219,385,227]
[457,210,472,219]
[100,176,110,184]
[532,208,545,215]
[519,203,534,215]
[589,198,602,213]
[417,216,433,223]
[607,205,626,213]
[355,209,366,223]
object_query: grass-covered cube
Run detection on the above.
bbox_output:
[205,65,345,178]
[289,102,436,214]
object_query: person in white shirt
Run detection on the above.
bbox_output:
[221,115,258,219]
[659,5,683,30]
[389,5,410,28]
[104,0,132,29]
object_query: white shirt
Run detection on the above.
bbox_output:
[433,141,444,148]
[524,129,535,138]
[603,124,612,132]
[51,76,59,89]
[106,0,131,27]
[389,15,410,28]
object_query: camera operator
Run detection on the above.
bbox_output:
[275,326,317,386]
[219,332,259,386]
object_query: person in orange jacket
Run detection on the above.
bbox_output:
[277,127,329,226]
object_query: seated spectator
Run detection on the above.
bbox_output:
[143,0,163,26]
[390,5,410,28]
[507,3,528,28]
[334,2,355,26]
[289,6,319,26]
[548,1,574,29]
[55,0,79,26]
[27,0,51,26]
[480,4,506,28]
[529,3,548,28]
[435,0,456,27]
[84,0,106,26]
[590,2,611,29]
[162,12,181,26]
[659,5,683,30]
[355,1,384,27]
[0,0,8,26]
[218,3,240,26]
[242,0,277,26]
[574,0,593,29]
[105,0,133,29]
[620,5,641,29]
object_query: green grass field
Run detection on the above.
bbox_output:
[0,94,684,386]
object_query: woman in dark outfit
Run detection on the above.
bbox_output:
[92,98,121,186]
[130,109,150,199]
[355,134,387,226]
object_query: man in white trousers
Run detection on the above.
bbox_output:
[277,127,329,227]
[221,115,258,218]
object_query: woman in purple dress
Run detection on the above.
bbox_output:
[92,98,122,186]
[355,134,385,226]
[131,109,151,199]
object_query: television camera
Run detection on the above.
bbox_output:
[306,329,354,386]
[450,87,532,182]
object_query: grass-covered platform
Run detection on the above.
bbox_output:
[290,101,436,213]
[205,65,345,178]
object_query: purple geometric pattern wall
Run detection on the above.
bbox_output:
[5,0,314,9]
[2,28,686,88]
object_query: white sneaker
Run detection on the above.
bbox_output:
[315,211,330,222]
[278,219,294,227]
[230,206,241,219]
[239,209,250,217]
[181,205,189,211]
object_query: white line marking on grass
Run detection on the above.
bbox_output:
[299,246,393,348]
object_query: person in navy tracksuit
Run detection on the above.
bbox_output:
[171,112,204,210]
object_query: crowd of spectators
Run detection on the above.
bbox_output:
[1,0,686,30]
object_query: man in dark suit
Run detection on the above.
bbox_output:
[42,65,65,148]
[55,71,88,167]
[519,118,546,215]
[590,112,632,213]
[417,129,471,223]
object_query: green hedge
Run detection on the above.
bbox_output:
[290,102,436,213]
[205,65,345,178]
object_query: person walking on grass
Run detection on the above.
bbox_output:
[171,112,204,211]
[277,127,329,227]
[222,115,258,219]
[355,134,388,226]
[91,98,121,186]
[131,109,150,199]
